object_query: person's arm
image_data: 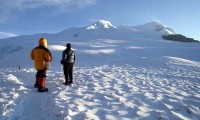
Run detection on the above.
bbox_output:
[62,50,65,61]
[74,51,76,62]
[30,49,34,60]
[45,49,52,62]
[60,50,65,65]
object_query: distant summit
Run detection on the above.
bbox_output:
[133,21,176,35]
[86,20,116,29]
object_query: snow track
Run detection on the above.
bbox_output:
[1,58,199,120]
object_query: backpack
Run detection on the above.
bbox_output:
[64,50,75,64]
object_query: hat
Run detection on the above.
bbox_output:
[66,43,71,49]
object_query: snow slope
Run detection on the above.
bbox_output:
[0,20,200,120]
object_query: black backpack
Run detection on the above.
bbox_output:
[64,49,75,64]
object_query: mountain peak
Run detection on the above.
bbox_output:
[139,21,166,30]
[134,21,176,35]
[86,20,116,30]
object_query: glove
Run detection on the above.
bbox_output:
[60,60,64,65]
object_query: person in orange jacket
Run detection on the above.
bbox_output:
[30,38,52,92]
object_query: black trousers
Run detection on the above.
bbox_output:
[63,63,74,83]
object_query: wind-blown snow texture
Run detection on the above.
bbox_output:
[0,20,199,120]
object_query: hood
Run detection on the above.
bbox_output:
[66,43,71,50]
[38,38,47,48]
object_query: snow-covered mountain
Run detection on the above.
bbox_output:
[55,20,175,40]
[132,21,175,38]
[0,20,174,41]
[133,21,175,34]
[86,20,117,29]
[0,20,200,120]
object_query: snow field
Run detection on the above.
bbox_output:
[0,34,200,120]
[0,70,28,119]
[1,57,199,120]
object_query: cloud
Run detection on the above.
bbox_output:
[0,0,97,23]
[0,0,22,23]
[0,31,18,39]
[152,17,162,23]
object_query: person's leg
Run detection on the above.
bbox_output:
[69,64,74,84]
[64,64,70,85]
[34,72,40,88]
[38,70,48,92]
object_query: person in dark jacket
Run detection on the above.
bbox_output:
[61,43,76,85]
[30,38,52,92]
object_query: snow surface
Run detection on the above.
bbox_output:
[0,20,200,120]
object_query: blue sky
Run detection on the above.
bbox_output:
[0,0,199,40]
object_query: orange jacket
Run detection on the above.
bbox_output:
[30,38,52,70]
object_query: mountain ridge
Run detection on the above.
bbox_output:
[54,20,175,40]
[0,20,198,42]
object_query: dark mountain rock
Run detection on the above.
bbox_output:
[162,34,199,42]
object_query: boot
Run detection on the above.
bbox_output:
[38,87,48,92]
[34,77,40,88]
[63,75,69,85]
[38,77,48,92]
[63,80,69,85]
[69,79,73,85]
